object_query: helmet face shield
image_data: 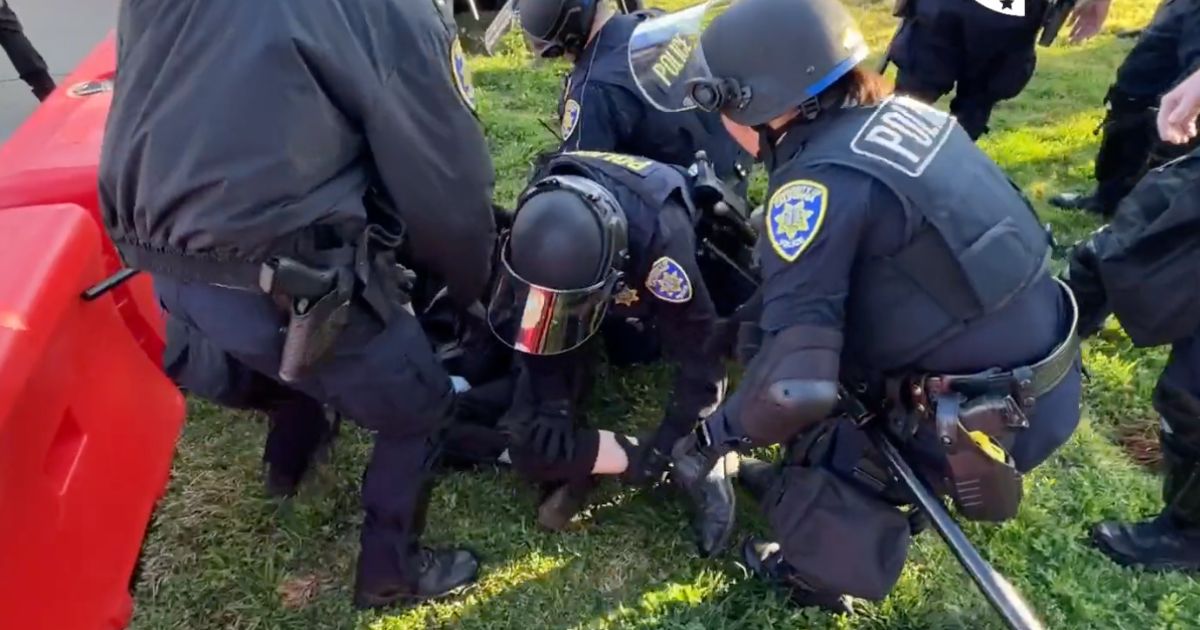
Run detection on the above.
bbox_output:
[487,238,618,356]
[628,0,735,113]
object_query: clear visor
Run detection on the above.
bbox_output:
[628,0,733,113]
[486,241,616,355]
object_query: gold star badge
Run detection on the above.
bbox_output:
[614,287,639,306]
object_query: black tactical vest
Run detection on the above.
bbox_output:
[561,13,750,185]
[784,97,1051,370]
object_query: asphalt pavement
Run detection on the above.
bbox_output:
[1,0,117,140]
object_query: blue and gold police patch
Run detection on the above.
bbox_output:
[561,99,581,138]
[645,257,692,303]
[450,38,476,112]
[766,180,828,262]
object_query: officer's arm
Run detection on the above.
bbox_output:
[647,203,726,452]
[700,167,873,449]
[365,8,497,307]
[560,83,641,152]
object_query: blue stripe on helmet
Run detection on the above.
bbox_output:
[804,45,870,98]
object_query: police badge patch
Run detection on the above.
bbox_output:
[645,257,692,303]
[450,38,477,112]
[562,99,581,139]
[767,180,828,262]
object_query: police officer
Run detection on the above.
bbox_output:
[888,0,1050,140]
[630,0,1081,609]
[1065,114,1200,570]
[0,0,55,101]
[99,0,495,609]
[485,149,736,555]
[516,0,751,191]
[1051,0,1200,216]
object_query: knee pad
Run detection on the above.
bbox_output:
[736,326,841,445]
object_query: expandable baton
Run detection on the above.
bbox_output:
[868,429,1045,630]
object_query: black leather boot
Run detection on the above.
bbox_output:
[671,431,737,558]
[354,543,480,609]
[742,537,854,614]
[1093,409,1200,571]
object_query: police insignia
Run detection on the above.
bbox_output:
[766,180,828,262]
[562,99,581,138]
[450,38,477,112]
[613,287,640,307]
[645,257,692,303]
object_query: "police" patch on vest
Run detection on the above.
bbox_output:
[561,99,581,138]
[767,180,828,262]
[850,96,953,177]
[645,257,692,303]
[450,38,476,112]
[567,151,653,174]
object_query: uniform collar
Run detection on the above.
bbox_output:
[763,105,853,173]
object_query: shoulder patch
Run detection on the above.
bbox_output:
[561,99,581,138]
[849,96,954,177]
[450,38,477,112]
[766,180,828,263]
[645,257,692,303]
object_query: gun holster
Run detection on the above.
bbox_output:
[261,258,355,384]
[932,391,1024,522]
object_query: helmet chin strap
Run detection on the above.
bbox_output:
[750,86,850,164]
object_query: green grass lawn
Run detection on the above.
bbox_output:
[128,1,1200,628]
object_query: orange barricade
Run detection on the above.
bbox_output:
[0,204,185,628]
[0,33,165,364]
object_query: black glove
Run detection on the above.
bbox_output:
[516,400,576,463]
[623,432,674,486]
[1063,236,1111,338]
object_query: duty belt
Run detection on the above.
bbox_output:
[890,278,1081,522]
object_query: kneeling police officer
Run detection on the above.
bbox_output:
[485,149,737,555]
[99,0,495,609]
[516,0,751,193]
[631,0,1082,609]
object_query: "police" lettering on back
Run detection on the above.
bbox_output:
[849,97,954,177]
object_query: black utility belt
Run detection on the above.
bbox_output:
[118,224,412,383]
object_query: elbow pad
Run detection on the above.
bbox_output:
[737,325,842,445]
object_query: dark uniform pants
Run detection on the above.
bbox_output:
[1090,0,1200,214]
[154,276,454,582]
[893,0,1045,139]
[0,1,49,85]
[1154,329,1200,526]
[761,356,1082,600]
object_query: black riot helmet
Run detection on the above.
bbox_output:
[628,0,869,127]
[487,175,629,355]
[517,0,600,59]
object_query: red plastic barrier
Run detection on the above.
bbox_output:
[0,33,165,364]
[0,204,185,629]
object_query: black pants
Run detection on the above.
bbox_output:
[1090,0,1200,215]
[154,276,454,586]
[893,0,1044,139]
[0,1,51,92]
[1154,330,1200,526]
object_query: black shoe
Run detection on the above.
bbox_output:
[353,547,479,609]
[537,477,596,531]
[1049,190,1115,217]
[742,537,854,614]
[1092,514,1200,571]
[736,457,778,502]
[671,437,737,558]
